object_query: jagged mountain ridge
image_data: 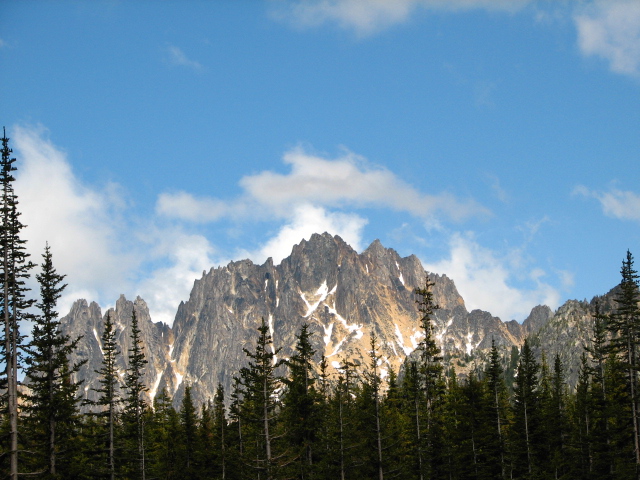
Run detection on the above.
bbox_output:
[61,233,580,408]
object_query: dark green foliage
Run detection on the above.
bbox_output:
[608,251,640,471]
[23,244,84,479]
[281,323,321,479]
[0,127,36,480]
[235,317,284,480]
[510,339,541,479]
[122,307,149,480]
[90,312,121,480]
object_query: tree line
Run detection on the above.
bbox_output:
[2,130,640,480]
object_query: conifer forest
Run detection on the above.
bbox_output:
[2,130,640,480]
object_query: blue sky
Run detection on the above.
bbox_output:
[2,0,640,326]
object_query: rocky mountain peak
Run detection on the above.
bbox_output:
[61,234,578,408]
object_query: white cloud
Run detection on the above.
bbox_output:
[166,45,202,70]
[11,125,216,326]
[13,125,135,314]
[251,203,368,264]
[156,191,242,223]
[574,184,640,221]
[424,232,561,322]
[271,0,532,36]
[158,146,488,223]
[574,1,640,77]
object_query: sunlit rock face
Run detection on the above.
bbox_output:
[61,295,173,408]
[62,233,559,408]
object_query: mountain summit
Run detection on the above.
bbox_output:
[61,233,553,407]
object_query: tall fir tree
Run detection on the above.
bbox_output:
[588,303,614,478]
[414,276,444,480]
[23,244,84,479]
[123,307,149,480]
[609,251,640,471]
[179,384,198,479]
[510,339,541,479]
[0,127,36,480]
[236,317,283,480]
[212,383,228,480]
[91,312,121,480]
[483,339,510,480]
[281,323,320,479]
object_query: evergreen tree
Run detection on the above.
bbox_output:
[541,354,569,478]
[609,251,640,470]
[588,303,614,478]
[227,376,245,480]
[179,384,198,479]
[147,388,180,480]
[0,127,36,480]
[90,312,121,480]
[483,339,510,480]
[570,353,593,479]
[510,339,541,479]
[326,360,358,480]
[413,276,444,480]
[211,384,228,480]
[359,331,386,480]
[281,323,320,479]
[236,317,283,480]
[23,244,84,479]
[122,307,149,480]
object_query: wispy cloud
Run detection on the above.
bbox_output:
[157,146,489,224]
[243,147,488,220]
[574,184,640,221]
[424,232,562,322]
[486,174,508,203]
[271,0,531,37]
[274,1,640,80]
[166,44,202,70]
[574,1,640,77]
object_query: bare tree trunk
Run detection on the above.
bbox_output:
[5,243,18,480]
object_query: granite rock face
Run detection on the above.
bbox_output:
[60,233,581,408]
[61,295,173,406]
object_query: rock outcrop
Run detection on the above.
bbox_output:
[60,233,594,408]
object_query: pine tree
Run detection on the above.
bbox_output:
[413,276,444,480]
[541,354,569,478]
[195,401,215,479]
[609,251,640,470]
[571,353,593,479]
[484,339,509,480]
[360,331,386,480]
[227,377,245,480]
[91,312,121,480]
[178,384,198,479]
[281,323,320,478]
[0,127,36,480]
[510,339,541,479]
[326,360,358,480]
[212,384,228,480]
[588,303,614,478]
[236,317,283,480]
[122,307,149,480]
[147,388,180,480]
[23,244,85,478]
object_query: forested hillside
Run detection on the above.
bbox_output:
[3,130,640,480]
